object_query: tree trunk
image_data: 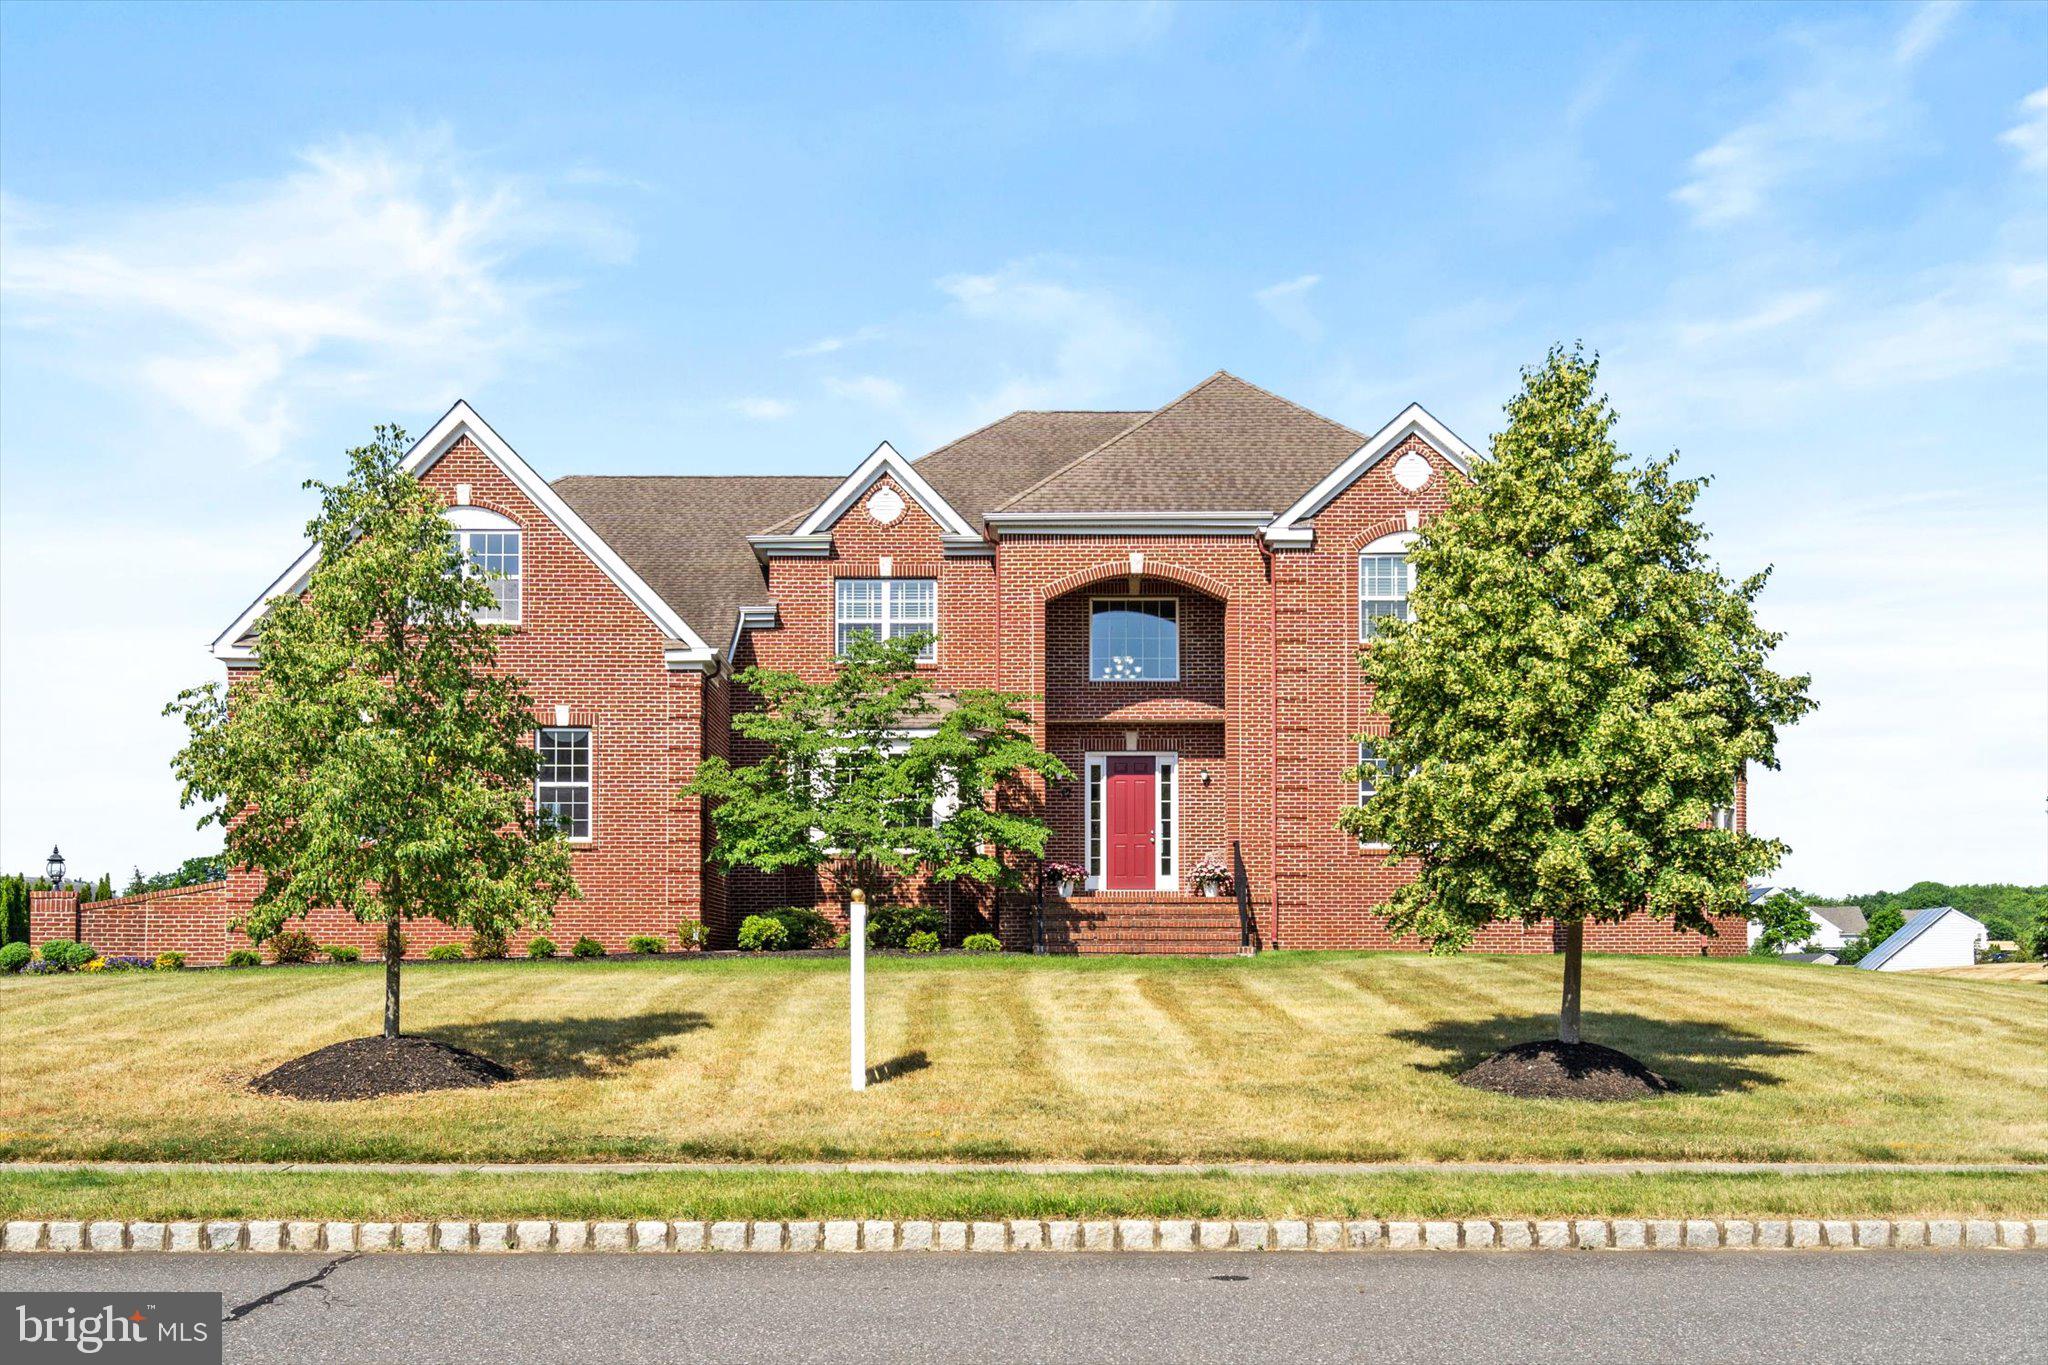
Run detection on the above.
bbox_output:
[383,919,402,1039]
[1559,919,1584,1045]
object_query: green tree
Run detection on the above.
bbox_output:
[1344,346,1813,1047]
[1748,890,1818,957]
[1840,906,1907,965]
[0,876,28,946]
[166,426,577,1038]
[686,631,1070,915]
[91,874,113,903]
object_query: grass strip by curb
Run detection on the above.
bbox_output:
[3,1169,2044,1223]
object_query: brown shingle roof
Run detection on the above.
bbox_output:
[992,371,1363,514]
[754,410,1147,534]
[553,474,841,657]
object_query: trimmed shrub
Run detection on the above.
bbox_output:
[961,933,1001,954]
[425,943,465,962]
[869,903,942,949]
[678,921,707,951]
[526,936,558,959]
[737,915,789,952]
[268,930,318,965]
[37,939,93,971]
[323,945,361,963]
[764,907,833,950]
[468,926,509,960]
[627,934,669,955]
[224,949,262,968]
[904,930,940,955]
[571,936,605,959]
[0,941,32,973]
[153,951,186,971]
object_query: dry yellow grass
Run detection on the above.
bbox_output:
[1909,962,2048,984]
[2,953,2044,1163]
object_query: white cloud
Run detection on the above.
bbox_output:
[1672,3,1955,228]
[0,131,628,461]
[784,324,885,358]
[2001,85,2048,174]
[1739,481,2048,891]
[932,263,1164,422]
[1007,1,1173,59]
[730,396,793,420]
[824,374,906,406]
[1254,273,1323,342]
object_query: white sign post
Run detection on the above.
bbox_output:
[849,888,867,1092]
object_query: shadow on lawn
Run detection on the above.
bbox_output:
[865,1050,930,1087]
[1391,1013,1803,1096]
[419,1011,711,1080]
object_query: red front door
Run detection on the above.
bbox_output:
[1104,756,1157,891]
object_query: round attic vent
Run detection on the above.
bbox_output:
[867,486,906,524]
[1393,451,1433,492]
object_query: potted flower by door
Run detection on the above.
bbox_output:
[1191,854,1233,898]
[1044,861,1085,898]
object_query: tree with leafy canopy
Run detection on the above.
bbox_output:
[1344,345,1813,1049]
[166,427,577,1038]
[685,631,1070,922]
[1747,890,1819,957]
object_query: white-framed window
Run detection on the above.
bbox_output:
[446,507,522,624]
[836,578,937,661]
[1090,598,1179,681]
[1710,804,1736,831]
[537,727,593,841]
[1356,741,1392,850]
[1358,531,1416,641]
[1157,759,1176,878]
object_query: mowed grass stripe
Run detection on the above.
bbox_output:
[2,954,2043,1164]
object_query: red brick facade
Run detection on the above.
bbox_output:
[43,389,1747,965]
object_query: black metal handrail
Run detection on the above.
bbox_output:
[1231,840,1258,953]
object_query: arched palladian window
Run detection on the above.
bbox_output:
[445,506,522,623]
[1358,531,1417,641]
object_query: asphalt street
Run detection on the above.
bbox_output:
[4,1251,2041,1364]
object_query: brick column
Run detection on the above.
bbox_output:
[28,889,80,946]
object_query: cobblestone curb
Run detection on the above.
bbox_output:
[3,1217,2043,1254]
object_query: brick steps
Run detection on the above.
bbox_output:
[1036,893,1245,955]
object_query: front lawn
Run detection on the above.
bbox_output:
[2,953,2043,1163]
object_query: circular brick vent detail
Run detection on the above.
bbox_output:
[1393,451,1433,491]
[867,486,906,524]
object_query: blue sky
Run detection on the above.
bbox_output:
[2,1,2043,894]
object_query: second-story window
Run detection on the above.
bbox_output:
[446,507,523,624]
[1090,598,1179,681]
[836,578,937,662]
[1358,551,1411,640]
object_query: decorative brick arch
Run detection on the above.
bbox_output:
[1345,514,1418,553]
[443,495,529,528]
[1039,559,1232,603]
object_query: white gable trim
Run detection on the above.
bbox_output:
[210,401,718,668]
[1263,403,1480,548]
[790,440,978,540]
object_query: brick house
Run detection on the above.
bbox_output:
[163,370,1745,960]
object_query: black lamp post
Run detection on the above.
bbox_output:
[45,845,65,889]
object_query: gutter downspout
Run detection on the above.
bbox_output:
[1260,533,1280,951]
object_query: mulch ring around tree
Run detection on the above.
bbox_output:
[1456,1039,1682,1102]
[249,1036,515,1101]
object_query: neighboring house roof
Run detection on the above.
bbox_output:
[991,372,1366,515]
[1783,952,1839,966]
[553,474,841,663]
[1858,906,1978,971]
[1806,904,1866,937]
